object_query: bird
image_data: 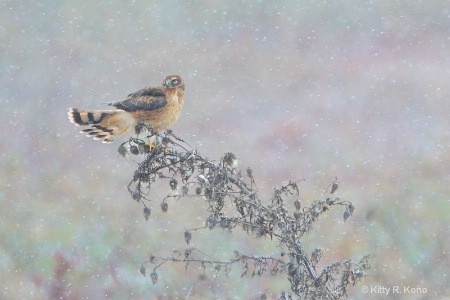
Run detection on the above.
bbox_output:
[68,75,185,143]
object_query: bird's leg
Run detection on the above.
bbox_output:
[146,132,159,153]
[134,123,155,152]
[147,138,155,152]
[134,123,145,137]
[148,134,171,154]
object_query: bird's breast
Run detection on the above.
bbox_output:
[131,89,183,131]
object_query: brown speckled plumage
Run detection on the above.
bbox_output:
[68,75,185,143]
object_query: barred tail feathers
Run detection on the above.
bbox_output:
[68,108,135,143]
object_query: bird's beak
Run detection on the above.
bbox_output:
[163,79,170,88]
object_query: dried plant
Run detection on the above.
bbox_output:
[119,126,370,299]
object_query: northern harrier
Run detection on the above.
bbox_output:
[68,74,185,143]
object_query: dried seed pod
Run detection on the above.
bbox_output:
[195,186,202,195]
[223,152,240,168]
[130,145,139,155]
[246,167,253,178]
[330,179,338,194]
[133,170,141,181]
[149,255,155,263]
[134,123,145,135]
[160,201,168,213]
[354,269,364,279]
[204,187,212,200]
[236,204,245,216]
[311,248,323,266]
[169,178,178,190]
[348,203,355,215]
[294,210,302,221]
[150,271,158,284]
[220,217,231,229]
[184,230,192,245]
[287,263,297,276]
[205,215,216,229]
[140,265,146,276]
[294,199,301,210]
[138,143,146,154]
[161,136,170,146]
[181,185,189,196]
[326,197,335,205]
[343,260,353,270]
[343,210,350,221]
[132,190,141,202]
[184,249,191,258]
[118,143,129,157]
[143,207,151,221]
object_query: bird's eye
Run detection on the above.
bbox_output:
[171,79,179,85]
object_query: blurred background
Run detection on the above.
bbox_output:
[1,0,449,299]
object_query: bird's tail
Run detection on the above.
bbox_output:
[68,108,135,143]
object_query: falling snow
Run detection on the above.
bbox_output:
[1,1,449,299]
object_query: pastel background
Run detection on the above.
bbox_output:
[2,1,449,299]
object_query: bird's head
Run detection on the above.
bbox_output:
[163,75,184,89]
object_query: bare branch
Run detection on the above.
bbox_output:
[121,127,370,299]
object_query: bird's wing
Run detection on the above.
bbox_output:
[110,87,167,112]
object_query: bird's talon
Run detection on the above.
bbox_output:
[147,138,155,152]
